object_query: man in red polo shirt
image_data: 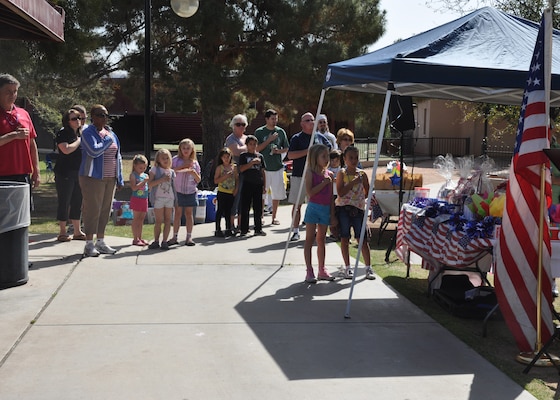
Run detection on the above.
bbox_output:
[0,73,40,188]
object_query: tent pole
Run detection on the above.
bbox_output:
[344,87,393,318]
[279,89,326,268]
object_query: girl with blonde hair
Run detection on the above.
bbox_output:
[148,149,176,250]
[169,138,201,246]
[302,144,337,283]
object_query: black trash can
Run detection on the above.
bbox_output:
[0,181,30,289]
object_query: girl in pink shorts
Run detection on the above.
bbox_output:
[129,154,150,246]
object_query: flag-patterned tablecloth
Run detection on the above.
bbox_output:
[395,204,494,271]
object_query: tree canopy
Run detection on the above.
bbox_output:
[0,0,386,165]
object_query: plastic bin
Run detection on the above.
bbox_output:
[0,181,30,288]
[205,192,217,222]
[195,193,206,224]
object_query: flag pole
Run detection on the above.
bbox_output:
[536,6,553,353]
[536,163,547,352]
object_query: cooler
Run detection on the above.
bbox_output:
[205,192,217,222]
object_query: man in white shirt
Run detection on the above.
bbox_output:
[317,114,338,150]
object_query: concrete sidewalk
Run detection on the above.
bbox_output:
[0,205,534,399]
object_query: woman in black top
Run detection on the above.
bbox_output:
[54,108,86,241]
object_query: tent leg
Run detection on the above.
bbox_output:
[344,87,393,319]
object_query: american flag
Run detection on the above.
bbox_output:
[495,14,554,353]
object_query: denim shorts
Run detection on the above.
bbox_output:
[177,192,197,207]
[336,205,368,239]
[303,202,330,225]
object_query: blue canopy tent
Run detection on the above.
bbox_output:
[323,6,560,105]
[310,7,560,317]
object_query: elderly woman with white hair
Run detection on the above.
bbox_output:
[224,114,249,234]
[225,114,248,163]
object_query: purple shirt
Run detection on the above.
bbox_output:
[309,170,332,205]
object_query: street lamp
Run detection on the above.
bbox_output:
[144,0,199,164]
[170,0,199,18]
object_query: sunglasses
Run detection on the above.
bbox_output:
[341,137,352,142]
[234,122,246,127]
[69,117,82,121]
[94,113,109,118]
[302,119,314,123]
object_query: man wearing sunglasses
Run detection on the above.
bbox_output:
[287,112,332,241]
[0,73,40,189]
[317,114,338,150]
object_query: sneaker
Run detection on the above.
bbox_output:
[318,268,335,281]
[254,231,267,236]
[365,267,376,280]
[95,242,117,254]
[224,229,233,237]
[344,266,353,279]
[167,237,178,246]
[290,232,300,241]
[83,243,100,257]
[239,231,248,237]
[305,270,317,284]
[215,230,225,237]
[148,241,160,250]
[161,241,169,250]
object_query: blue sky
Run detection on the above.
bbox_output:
[369,0,469,51]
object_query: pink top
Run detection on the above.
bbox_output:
[172,156,200,194]
[309,170,332,205]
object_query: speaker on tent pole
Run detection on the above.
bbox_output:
[389,95,415,132]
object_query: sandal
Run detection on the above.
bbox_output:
[57,234,71,242]
[72,233,86,240]
[272,219,280,225]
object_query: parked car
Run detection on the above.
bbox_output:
[284,160,292,192]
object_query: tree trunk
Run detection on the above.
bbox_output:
[200,105,226,171]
